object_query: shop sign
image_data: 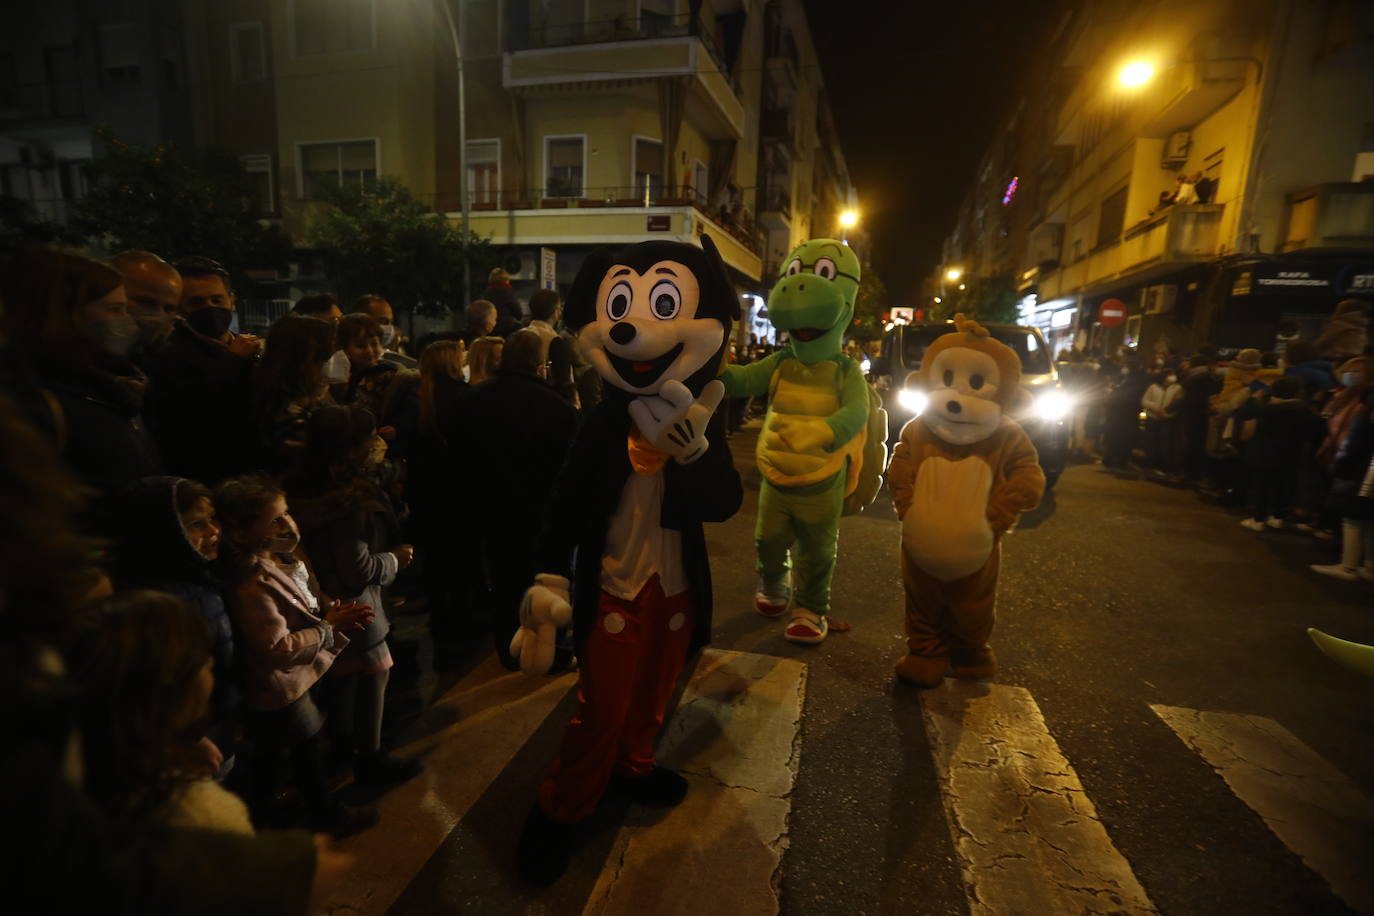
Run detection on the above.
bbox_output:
[646,214,672,231]
[1233,263,1374,296]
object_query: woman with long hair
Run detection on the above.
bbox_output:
[63,590,248,831]
[466,335,503,385]
[410,339,471,650]
[253,315,337,472]
[0,246,160,503]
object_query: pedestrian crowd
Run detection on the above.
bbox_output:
[1057,296,1374,582]
[0,247,602,912]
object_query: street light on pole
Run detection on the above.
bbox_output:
[839,208,858,241]
[1117,60,1155,88]
[945,267,963,283]
[436,0,470,309]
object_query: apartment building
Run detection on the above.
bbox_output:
[936,0,1374,356]
[1,0,194,226]
[180,0,856,302]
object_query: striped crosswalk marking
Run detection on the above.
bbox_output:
[582,649,807,916]
[921,681,1158,916]
[318,657,578,916]
[1152,705,1374,915]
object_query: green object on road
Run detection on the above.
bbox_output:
[1308,628,1374,678]
[756,470,846,616]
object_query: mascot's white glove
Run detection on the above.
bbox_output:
[510,573,573,675]
[627,379,725,465]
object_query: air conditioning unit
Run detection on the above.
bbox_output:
[503,250,538,281]
[1140,284,1178,315]
[1162,131,1191,167]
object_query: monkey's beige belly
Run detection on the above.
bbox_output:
[901,456,994,582]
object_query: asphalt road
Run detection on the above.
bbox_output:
[710,425,1374,916]
[376,421,1374,915]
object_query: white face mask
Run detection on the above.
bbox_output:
[1165,375,1178,385]
[379,324,396,347]
[324,349,351,384]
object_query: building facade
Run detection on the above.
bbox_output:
[183,0,857,303]
[935,0,1374,357]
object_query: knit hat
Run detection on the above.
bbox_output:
[1230,348,1262,371]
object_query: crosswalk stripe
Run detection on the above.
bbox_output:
[318,656,578,916]
[1151,704,1374,915]
[581,649,807,916]
[921,681,1158,916]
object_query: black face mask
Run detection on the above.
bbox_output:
[186,306,234,339]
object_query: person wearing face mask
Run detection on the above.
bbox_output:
[356,294,417,369]
[0,246,161,511]
[285,406,420,786]
[1141,369,1183,473]
[112,250,183,358]
[215,474,380,836]
[144,257,260,485]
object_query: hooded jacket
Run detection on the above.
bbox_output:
[108,476,238,731]
[1314,300,1369,363]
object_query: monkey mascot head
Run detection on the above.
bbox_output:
[913,313,1029,446]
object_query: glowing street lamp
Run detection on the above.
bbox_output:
[1118,60,1155,89]
[945,267,963,282]
[839,209,858,229]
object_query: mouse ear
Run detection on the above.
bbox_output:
[699,234,740,320]
[564,247,613,330]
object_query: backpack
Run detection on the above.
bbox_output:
[840,358,889,516]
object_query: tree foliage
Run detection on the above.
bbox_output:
[307,177,492,316]
[73,127,289,276]
[850,252,888,340]
[930,272,1021,324]
[0,196,84,257]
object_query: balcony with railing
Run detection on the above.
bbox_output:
[449,184,764,281]
[1280,183,1374,253]
[504,12,744,139]
[1040,204,1223,299]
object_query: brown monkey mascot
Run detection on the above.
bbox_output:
[886,314,1045,687]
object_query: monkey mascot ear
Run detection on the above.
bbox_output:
[563,247,614,332]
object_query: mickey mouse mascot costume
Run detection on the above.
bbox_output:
[511,236,743,886]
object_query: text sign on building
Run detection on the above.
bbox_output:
[540,248,556,291]
[1098,298,1127,327]
[647,214,672,232]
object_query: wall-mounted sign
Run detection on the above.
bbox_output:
[647,214,671,231]
[1098,298,1127,327]
[1233,262,1374,296]
[539,247,556,291]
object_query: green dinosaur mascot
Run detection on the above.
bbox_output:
[721,239,870,645]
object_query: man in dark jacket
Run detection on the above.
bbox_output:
[1178,351,1223,479]
[481,268,525,337]
[1236,376,1326,529]
[450,329,578,665]
[145,258,260,484]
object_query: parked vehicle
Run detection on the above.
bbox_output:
[871,321,1070,487]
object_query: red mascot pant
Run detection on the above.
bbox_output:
[537,574,694,824]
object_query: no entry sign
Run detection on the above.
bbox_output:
[1098,298,1127,327]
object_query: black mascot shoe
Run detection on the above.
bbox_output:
[609,766,689,807]
[515,803,580,887]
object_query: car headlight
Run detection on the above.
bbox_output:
[1035,390,1071,421]
[897,388,928,415]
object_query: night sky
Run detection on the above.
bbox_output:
[802,0,1056,304]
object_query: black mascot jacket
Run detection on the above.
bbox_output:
[537,391,742,655]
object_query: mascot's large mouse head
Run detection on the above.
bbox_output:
[768,238,860,365]
[566,235,738,397]
[915,314,1029,446]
